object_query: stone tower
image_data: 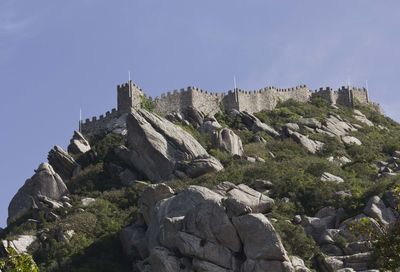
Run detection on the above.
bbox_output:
[117,81,144,113]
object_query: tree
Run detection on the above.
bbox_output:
[0,247,39,272]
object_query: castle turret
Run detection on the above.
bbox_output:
[117,80,144,113]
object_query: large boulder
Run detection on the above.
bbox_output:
[232,213,288,261]
[183,200,241,252]
[320,172,344,184]
[298,118,322,129]
[363,196,396,227]
[138,183,175,225]
[199,117,223,135]
[67,130,91,155]
[126,109,223,182]
[175,231,235,269]
[48,145,79,181]
[285,129,324,154]
[8,163,69,225]
[146,186,223,249]
[341,136,362,146]
[223,184,274,216]
[321,115,357,137]
[120,223,148,260]
[238,111,280,137]
[182,106,204,128]
[212,128,244,156]
[148,247,181,272]
[1,235,38,254]
[353,110,374,127]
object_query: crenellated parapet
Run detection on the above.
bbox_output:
[79,80,372,135]
[80,108,121,135]
[313,86,369,107]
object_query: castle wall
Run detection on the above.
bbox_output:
[232,85,311,114]
[118,81,144,113]
[351,87,369,104]
[191,88,224,116]
[80,81,372,136]
[154,88,193,115]
[313,87,335,104]
[81,108,121,135]
[335,88,353,107]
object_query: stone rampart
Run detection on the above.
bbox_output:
[80,108,121,135]
[80,81,371,135]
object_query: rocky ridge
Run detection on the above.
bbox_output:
[1,99,400,272]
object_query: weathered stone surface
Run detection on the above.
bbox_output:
[81,197,96,207]
[321,115,357,137]
[126,109,222,182]
[239,111,280,137]
[302,215,336,241]
[353,110,374,127]
[119,168,138,186]
[8,163,68,225]
[290,256,310,272]
[298,118,322,129]
[183,201,241,252]
[68,130,91,155]
[320,172,344,183]
[233,213,288,261]
[120,224,148,259]
[241,259,294,272]
[212,128,244,156]
[327,156,352,166]
[149,247,181,272]
[285,129,324,154]
[284,123,300,131]
[37,195,63,209]
[363,195,396,226]
[341,136,362,146]
[139,183,175,225]
[146,186,223,249]
[1,235,38,254]
[182,106,204,128]
[339,214,383,242]
[192,258,232,272]
[176,231,234,269]
[159,216,184,249]
[185,156,224,178]
[48,145,79,181]
[224,184,274,216]
[200,119,223,135]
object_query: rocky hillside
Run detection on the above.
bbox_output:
[1,97,400,271]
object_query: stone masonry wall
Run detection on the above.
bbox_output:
[81,108,121,135]
[81,81,371,135]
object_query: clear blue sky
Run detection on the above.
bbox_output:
[1,1,399,227]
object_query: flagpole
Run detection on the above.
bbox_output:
[128,70,132,97]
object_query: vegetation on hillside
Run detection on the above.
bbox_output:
[1,100,400,271]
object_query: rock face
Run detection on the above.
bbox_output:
[320,172,344,184]
[68,130,91,155]
[321,115,357,137]
[121,183,301,272]
[1,235,38,254]
[285,129,324,154]
[8,163,69,225]
[126,109,223,182]
[363,195,396,227]
[353,110,374,127]
[341,136,362,146]
[48,145,79,181]
[236,111,280,137]
[212,128,244,156]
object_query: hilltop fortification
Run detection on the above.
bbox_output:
[80,80,371,135]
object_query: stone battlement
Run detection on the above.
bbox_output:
[80,81,371,135]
